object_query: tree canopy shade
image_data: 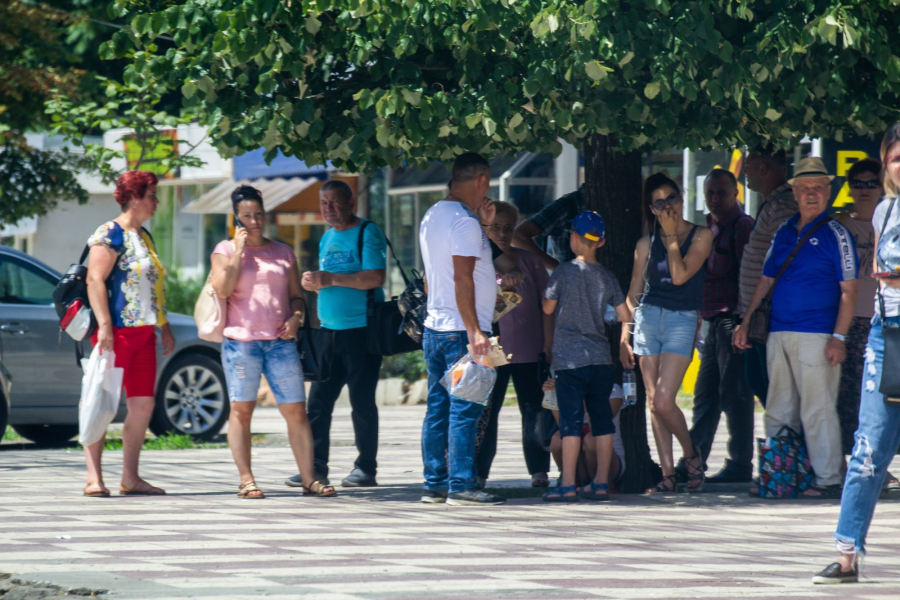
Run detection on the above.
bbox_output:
[109,0,900,173]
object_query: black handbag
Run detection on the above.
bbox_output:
[356,221,423,357]
[876,199,900,399]
[297,316,331,383]
[747,217,833,344]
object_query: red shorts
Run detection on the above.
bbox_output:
[91,326,157,398]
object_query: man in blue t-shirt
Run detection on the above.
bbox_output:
[735,157,859,498]
[285,180,387,489]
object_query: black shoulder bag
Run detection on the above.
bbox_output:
[875,199,900,399]
[747,217,833,344]
[357,220,423,356]
[297,312,331,383]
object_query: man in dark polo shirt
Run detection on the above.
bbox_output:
[688,169,756,483]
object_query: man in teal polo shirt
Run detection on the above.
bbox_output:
[736,157,858,498]
[287,180,387,488]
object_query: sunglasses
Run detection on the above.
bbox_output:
[848,180,881,190]
[482,224,514,233]
[651,192,681,211]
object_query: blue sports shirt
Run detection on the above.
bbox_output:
[317,219,387,330]
[762,212,858,334]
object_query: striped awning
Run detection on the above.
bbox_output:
[181,177,317,214]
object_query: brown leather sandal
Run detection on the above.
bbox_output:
[83,481,110,497]
[237,481,265,499]
[303,480,337,497]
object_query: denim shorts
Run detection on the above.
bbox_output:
[633,304,698,358]
[222,338,306,404]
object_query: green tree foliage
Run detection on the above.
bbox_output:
[0,1,197,226]
[106,0,900,173]
[0,0,89,226]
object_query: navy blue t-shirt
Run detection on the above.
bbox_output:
[763,212,858,334]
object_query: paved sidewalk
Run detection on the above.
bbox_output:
[2,405,900,599]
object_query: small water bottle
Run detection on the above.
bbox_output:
[622,369,637,407]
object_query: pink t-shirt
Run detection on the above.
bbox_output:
[498,250,550,364]
[212,240,297,341]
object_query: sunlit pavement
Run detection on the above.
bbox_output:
[2,405,899,599]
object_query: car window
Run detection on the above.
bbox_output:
[0,256,57,305]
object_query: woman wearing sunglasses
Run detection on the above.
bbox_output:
[623,173,713,494]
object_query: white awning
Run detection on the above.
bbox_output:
[181,177,317,214]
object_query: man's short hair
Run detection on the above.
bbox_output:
[705,168,737,189]
[451,152,490,183]
[320,180,353,203]
[847,157,881,181]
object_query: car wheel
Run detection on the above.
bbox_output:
[150,353,229,441]
[12,424,79,446]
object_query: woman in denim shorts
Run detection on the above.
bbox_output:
[623,173,712,494]
[210,185,335,499]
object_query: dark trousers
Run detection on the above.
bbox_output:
[744,340,769,407]
[475,362,551,479]
[307,327,383,477]
[689,314,754,475]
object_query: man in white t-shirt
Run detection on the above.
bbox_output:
[418,153,508,506]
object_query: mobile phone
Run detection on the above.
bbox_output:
[872,271,900,278]
[234,216,244,229]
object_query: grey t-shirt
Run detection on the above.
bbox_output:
[544,260,626,371]
[874,197,900,317]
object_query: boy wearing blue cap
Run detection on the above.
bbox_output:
[542,210,630,502]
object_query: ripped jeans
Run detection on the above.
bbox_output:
[834,315,900,555]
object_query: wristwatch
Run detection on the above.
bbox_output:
[832,333,846,343]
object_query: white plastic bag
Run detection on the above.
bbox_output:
[440,352,497,405]
[78,347,124,446]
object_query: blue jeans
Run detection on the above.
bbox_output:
[633,304,698,358]
[422,328,485,494]
[834,316,900,554]
[222,338,305,404]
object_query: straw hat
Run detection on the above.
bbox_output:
[788,157,835,186]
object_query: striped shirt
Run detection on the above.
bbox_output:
[738,184,797,315]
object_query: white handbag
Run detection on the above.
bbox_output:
[194,242,231,342]
[194,274,226,342]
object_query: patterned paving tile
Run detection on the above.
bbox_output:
[2,406,900,598]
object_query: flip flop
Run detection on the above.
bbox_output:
[119,480,166,496]
[543,485,579,502]
[83,481,110,497]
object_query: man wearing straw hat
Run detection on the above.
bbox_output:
[735,157,859,498]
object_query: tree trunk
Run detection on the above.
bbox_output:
[582,133,661,494]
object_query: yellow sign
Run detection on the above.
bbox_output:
[832,150,869,208]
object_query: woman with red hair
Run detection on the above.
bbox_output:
[82,170,175,497]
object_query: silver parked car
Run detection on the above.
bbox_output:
[0,245,229,445]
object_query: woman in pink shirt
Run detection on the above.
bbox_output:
[211,185,335,498]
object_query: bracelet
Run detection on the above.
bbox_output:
[832,332,846,342]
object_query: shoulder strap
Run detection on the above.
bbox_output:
[877,199,897,318]
[765,216,833,300]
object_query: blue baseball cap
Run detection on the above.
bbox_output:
[572,210,605,242]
